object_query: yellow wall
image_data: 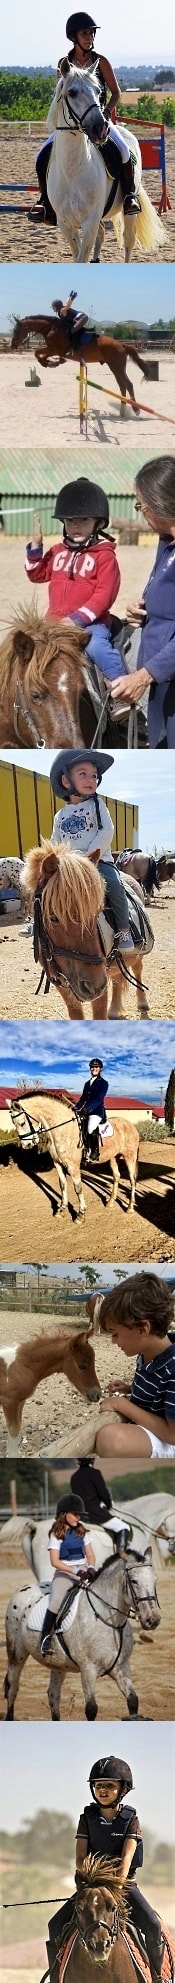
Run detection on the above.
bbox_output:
[0,763,138,857]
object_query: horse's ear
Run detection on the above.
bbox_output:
[12,629,35,662]
[89,849,100,867]
[144,1545,152,1561]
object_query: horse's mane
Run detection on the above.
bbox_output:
[77,1855,127,1926]
[23,839,104,931]
[164,1068,175,1131]
[0,607,87,701]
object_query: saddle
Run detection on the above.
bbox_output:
[98,879,154,963]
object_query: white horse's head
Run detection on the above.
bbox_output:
[54,63,107,143]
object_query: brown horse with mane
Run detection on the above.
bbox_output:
[0,611,100,748]
[11,315,149,414]
[46,1859,143,1983]
[0,1326,100,1450]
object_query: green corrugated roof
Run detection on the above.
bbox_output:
[0,449,148,495]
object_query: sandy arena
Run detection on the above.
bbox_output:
[0,1532,175,1720]
[0,350,174,449]
[0,886,175,1022]
[0,1135,174,1265]
[0,125,175,262]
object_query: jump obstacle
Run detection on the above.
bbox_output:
[0,120,172,214]
[78,365,175,434]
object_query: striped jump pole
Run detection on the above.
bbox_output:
[79,362,88,439]
[0,182,36,214]
[85,376,175,427]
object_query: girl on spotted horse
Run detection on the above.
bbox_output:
[31,12,140,225]
[47,1754,165,1983]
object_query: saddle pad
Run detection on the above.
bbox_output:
[100,1121,114,1141]
[126,1923,175,1982]
[28,1590,80,1634]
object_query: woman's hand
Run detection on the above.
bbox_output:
[125,601,147,625]
[111,668,152,704]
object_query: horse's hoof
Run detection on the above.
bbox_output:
[128,1688,139,1716]
[86,1697,98,1718]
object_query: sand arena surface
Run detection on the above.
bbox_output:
[0,1134,174,1265]
[0,1538,175,1720]
[0,124,175,262]
[0,350,174,449]
[0,886,175,1022]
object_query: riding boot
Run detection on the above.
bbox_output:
[88,1130,99,1161]
[120,157,141,214]
[40,1607,56,1657]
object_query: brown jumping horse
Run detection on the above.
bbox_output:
[11,315,149,414]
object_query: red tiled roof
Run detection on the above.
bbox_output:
[0,1089,164,1114]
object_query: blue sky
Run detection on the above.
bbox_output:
[0,1020,175,1100]
[1,0,174,70]
[1,1722,175,1839]
[1,749,175,853]
[1,1259,175,1283]
[1,264,175,334]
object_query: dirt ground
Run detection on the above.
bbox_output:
[0,1537,175,1720]
[0,125,174,262]
[0,886,175,1023]
[0,350,174,451]
[0,1137,174,1265]
[0,1310,136,1456]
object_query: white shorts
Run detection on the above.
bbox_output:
[140,1427,175,1459]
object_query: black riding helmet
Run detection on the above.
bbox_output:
[50,749,114,797]
[54,478,110,529]
[89,1757,133,1796]
[66,15,99,38]
[89,1057,103,1069]
[55,1492,87,1517]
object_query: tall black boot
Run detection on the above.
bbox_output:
[40,1607,56,1657]
[120,157,141,214]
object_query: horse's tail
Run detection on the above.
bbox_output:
[134,183,166,253]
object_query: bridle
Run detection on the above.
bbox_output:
[58,76,105,136]
[84,1551,160,1628]
[76,1900,119,1951]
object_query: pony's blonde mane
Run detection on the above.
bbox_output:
[23,839,105,933]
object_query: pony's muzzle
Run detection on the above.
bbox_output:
[86,1384,101,1401]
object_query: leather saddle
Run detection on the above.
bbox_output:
[98,877,154,961]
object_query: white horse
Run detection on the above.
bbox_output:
[4,1543,160,1720]
[46,65,165,263]
[0,856,29,923]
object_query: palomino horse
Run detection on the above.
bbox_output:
[45,66,164,263]
[7,1091,140,1216]
[4,1544,160,1720]
[22,840,154,1020]
[0,1325,101,1455]
[0,613,102,748]
[11,314,150,415]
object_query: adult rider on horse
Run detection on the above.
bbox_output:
[31,11,140,224]
[47,1754,164,1983]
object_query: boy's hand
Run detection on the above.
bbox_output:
[32,513,43,548]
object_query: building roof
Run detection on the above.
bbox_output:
[0,448,149,496]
